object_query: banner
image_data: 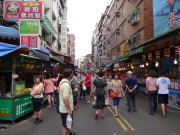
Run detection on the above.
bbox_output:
[3,1,43,19]
[20,35,40,49]
[19,20,41,35]
[153,0,180,37]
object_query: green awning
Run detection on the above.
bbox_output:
[42,16,57,34]
[128,47,143,56]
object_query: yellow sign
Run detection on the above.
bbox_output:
[120,44,128,56]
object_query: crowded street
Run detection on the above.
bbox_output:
[0,0,180,135]
[1,95,180,135]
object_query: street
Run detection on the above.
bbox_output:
[1,95,180,135]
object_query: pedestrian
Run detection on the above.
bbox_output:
[44,75,59,107]
[146,70,158,115]
[79,73,86,100]
[107,75,113,96]
[85,71,91,103]
[93,71,108,120]
[157,70,170,117]
[30,76,44,124]
[54,74,62,113]
[125,71,138,112]
[70,73,79,110]
[111,75,124,117]
[59,68,74,135]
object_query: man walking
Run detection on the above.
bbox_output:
[59,68,74,135]
[125,71,138,112]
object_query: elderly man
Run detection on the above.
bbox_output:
[125,71,138,112]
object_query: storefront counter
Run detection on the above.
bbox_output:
[0,94,33,121]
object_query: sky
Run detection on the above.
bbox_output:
[67,0,112,59]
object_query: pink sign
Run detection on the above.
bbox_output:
[3,1,43,19]
[20,35,39,49]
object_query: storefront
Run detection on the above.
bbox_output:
[0,42,49,121]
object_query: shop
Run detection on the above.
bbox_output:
[0,42,48,121]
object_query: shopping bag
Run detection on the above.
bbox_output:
[82,84,86,91]
[105,97,110,106]
[110,90,118,98]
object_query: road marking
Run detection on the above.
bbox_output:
[118,112,135,131]
[107,106,128,131]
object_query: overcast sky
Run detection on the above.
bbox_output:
[67,0,112,59]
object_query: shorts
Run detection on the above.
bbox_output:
[60,113,73,128]
[113,97,121,106]
[46,92,54,96]
[86,87,91,96]
[32,98,43,112]
[158,94,169,104]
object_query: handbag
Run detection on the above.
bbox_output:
[105,97,110,106]
[110,90,118,98]
[82,84,86,91]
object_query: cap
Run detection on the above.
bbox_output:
[127,71,133,74]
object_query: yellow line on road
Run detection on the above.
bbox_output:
[109,106,135,131]
[107,106,128,131]
[118,113,135,131]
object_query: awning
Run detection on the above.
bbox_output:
[104,59,119,67]
[50,54,66,64]
[0,26,19,39]
[42,16,57,34]
[0,42,29,57]
[31,47,50,61]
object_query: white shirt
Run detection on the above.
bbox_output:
[157,77,170,94]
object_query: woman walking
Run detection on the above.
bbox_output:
[30,76,44,124]
[146,70,158,115]
[93,71,108,120]
[111,75,124,117]
[157,71,170,117]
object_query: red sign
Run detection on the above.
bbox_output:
[20,35,39,49]
[3,1,43,19]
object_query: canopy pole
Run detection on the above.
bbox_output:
[11,56,16,96]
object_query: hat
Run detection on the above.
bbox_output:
[127,71,133,74]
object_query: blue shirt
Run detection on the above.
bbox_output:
[125,76,137,89]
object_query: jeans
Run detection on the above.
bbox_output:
[54,92,59,113]
[148,91,158,114]
[73,91,78,106]
[127,92,136,110]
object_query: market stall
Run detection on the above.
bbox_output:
[0,42,47,121]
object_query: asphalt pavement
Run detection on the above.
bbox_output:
[1,95,180,135]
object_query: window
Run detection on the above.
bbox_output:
[127,8,140,26]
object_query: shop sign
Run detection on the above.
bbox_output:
[14,95,33,119]
[20,35,40,49]
[153,0,180,37]
[3,1,43,19]
[164,48,170,59]
[19,20,41,35]
[120,44,128,56]
[142,55,146,62]
[148,53,153,61]
[114,63,119,68]
[175,46,180,56]
[155,50,161,60]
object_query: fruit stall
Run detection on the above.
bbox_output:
[0,43,46,121]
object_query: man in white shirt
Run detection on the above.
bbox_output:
[157,71,170,117]
[59,68,74,135]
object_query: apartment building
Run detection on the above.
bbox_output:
[92,0,154,68]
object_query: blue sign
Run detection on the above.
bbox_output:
[153,0,180,37]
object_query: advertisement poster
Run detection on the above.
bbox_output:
[153,0,180,37]
[20,35,40,49]
[19,20,41,35]
[169,89,180,109]
[3,1,43,19]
